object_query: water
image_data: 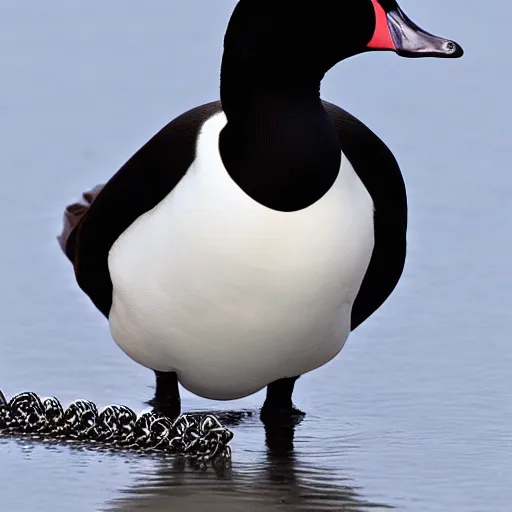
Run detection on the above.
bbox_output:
[0,1,510,510]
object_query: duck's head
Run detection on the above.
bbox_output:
[223,0,463,76]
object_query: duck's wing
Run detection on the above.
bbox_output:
[59,101,222,318]
[322,101,408,330]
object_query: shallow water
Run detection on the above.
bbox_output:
[0,1,510,511]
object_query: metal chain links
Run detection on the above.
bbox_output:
[0,389,233,464]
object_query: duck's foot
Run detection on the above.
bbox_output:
[260,376,305,425]
[146,371,181,420]
[260,404,305,425]
[147,399,181,420]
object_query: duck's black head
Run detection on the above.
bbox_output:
[222,0,463,80]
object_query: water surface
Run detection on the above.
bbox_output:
[0,1,510,511]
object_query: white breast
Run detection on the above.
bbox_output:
[108,112,374,400]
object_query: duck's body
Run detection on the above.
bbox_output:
[108,109,376,400]
[59,0,462,416]
[61,100,405,401]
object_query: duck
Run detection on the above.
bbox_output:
[58,0,463,421]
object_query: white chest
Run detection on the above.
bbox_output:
[108,113,374,400]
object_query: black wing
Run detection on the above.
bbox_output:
[60,101,222,317]
[322,101,408,330]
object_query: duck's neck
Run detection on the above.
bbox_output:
[219,55,341,212]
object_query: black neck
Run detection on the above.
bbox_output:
[219,54,341,212]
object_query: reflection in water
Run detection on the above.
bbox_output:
[106,412,391,511]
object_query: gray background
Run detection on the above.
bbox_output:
[0,1,509,511]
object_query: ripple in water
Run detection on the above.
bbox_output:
[105,410,392,511]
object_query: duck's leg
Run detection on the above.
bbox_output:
[147,371,181,419]
[261,376,305,423]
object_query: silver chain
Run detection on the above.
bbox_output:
[0,389,232,464]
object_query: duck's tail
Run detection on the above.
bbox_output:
[57,184,104,262]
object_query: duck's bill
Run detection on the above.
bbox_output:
[368,0,464,59]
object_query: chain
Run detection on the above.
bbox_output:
[0,389,232,464]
